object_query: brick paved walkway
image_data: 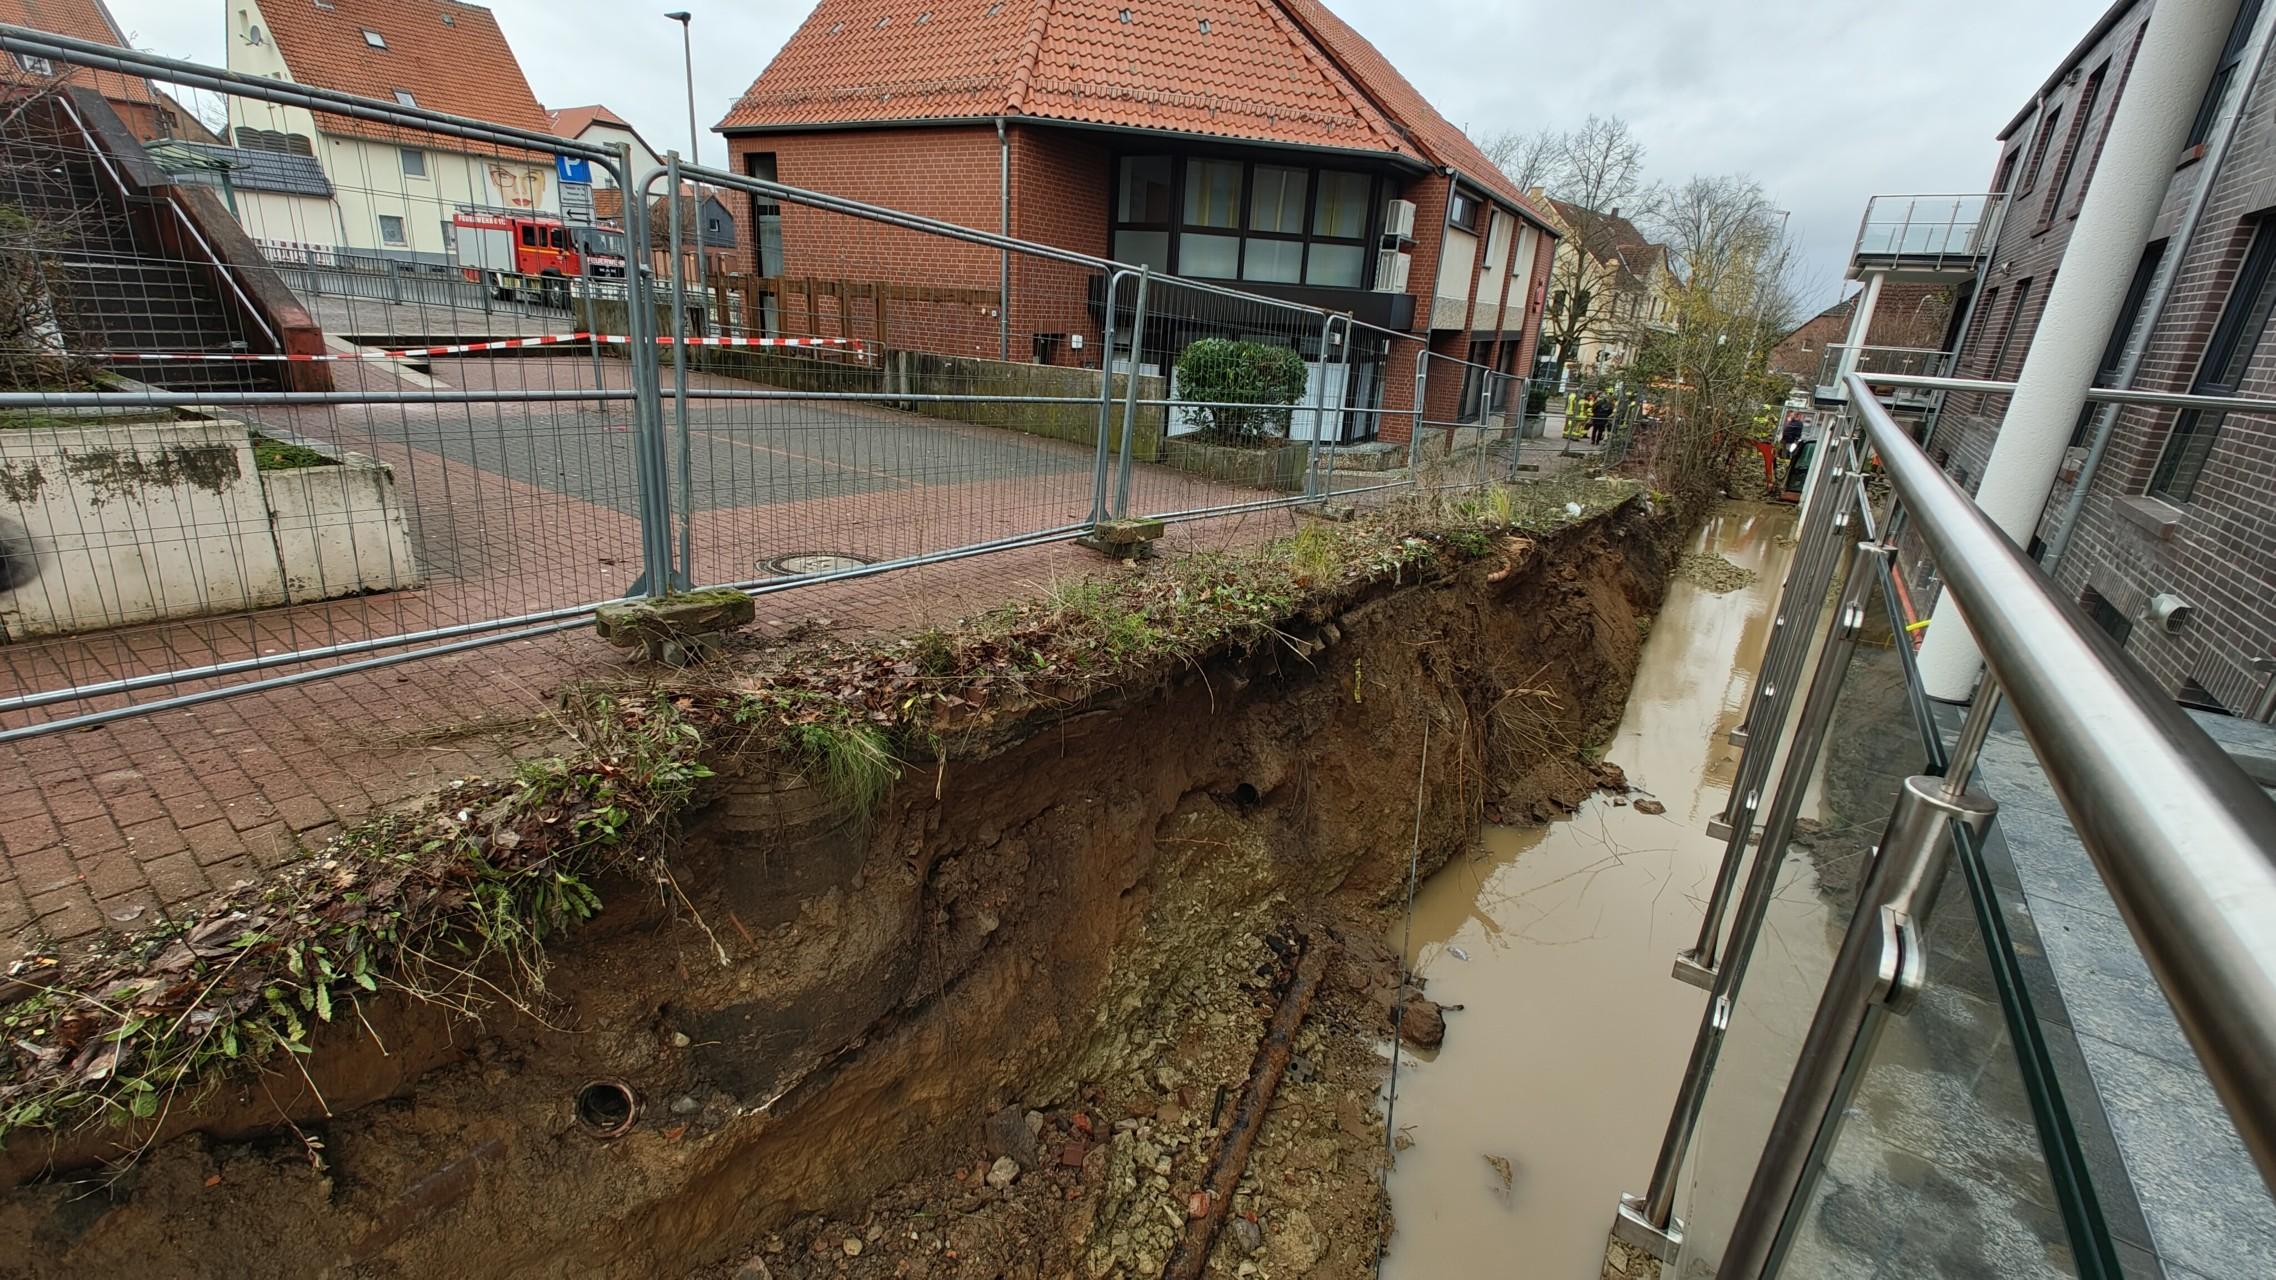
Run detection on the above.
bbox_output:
[0,352,1301,956]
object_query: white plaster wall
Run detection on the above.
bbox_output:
[227,0,561,263]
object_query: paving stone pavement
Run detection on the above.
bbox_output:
[1,351,1331,957]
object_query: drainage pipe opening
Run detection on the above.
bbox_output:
[575,1080,638,1138]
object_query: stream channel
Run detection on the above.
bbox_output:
[1379,501,1800,1278]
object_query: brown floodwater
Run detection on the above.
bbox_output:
[1379,503,1799,1279]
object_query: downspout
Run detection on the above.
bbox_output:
[2044,1,2276,569]
[998,116,1010,362]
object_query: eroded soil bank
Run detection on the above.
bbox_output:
[0,495,1679,1279]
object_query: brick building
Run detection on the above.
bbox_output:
[1,0,214,143]
[714,0,1558,444]
[1926,0,2275,714]
[1768,283,1955,384]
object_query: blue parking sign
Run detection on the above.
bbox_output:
[556,156,592,184]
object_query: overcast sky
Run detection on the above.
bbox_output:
[101,0,2089,309]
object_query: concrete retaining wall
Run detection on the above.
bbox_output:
[0,418,417,638]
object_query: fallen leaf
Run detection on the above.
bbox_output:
[204,1174,222,1188]
[664,1124,687,1141]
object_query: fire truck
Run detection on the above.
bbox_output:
[449,210,625,306]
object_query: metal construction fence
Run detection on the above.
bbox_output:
[0,25,1543,743]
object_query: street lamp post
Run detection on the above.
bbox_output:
[665,11,698,164]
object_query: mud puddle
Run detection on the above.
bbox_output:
[1379,502,1796,1278]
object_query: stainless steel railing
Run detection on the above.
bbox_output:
[1614,371,2276,1278]
[1840,371,2276,1190]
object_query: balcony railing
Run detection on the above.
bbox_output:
[1812,344,1954,398]
[1849,193,2003,273]
[1610,371,2276,1279]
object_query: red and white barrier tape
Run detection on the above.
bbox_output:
[86,333,871,363]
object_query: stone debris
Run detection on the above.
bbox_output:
[1676,552,1758,594]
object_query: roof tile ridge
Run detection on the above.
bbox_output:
[1005,0,1054,114]
[1248,0,1411,158]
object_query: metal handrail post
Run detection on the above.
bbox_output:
[1613,538,1887,1260]
[1846,371,2276,1195]
[1717,687,2009,1279]
[665,154,694,589]
[1088,269,1132,525]
[1725,411,1852,751]
[1111,267,1153,519]
[1678,479,1861,988]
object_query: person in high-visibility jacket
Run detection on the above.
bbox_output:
[1563,392,1592,440]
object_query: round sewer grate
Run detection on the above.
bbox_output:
[761,551,874,577]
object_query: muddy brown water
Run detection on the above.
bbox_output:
[1379,503,1797,1278]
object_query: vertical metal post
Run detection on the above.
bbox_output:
[1408,351,1429,477]
[1727,411,1852,751]
[1677,481,1859,988]
[1716,694,2003,1280]
[620,152,673,598]
[1111,267,1153,519]
[1614,540,1887,1261]
[1317,317,1348,499]
[1088,269,1130,526]
[1300,310,1337,500]
[666,154,694,589]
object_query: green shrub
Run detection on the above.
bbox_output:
[1173,338,1309,445]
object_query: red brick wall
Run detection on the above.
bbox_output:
[1008,126,1110,367]
[725,124,1015,359]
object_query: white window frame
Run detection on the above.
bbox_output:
[392,89,417,107]
[15,53,55,76]
[399,147,427,180]
[362,29,387,49]
[377,214,408,246]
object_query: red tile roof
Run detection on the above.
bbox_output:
[259,0,552,148]
[720,0,1418,161]
[1272,0,1548,222]
[548,103,630,139]
[1,0,160,109]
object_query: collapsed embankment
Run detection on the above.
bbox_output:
[0,489,1678,1278]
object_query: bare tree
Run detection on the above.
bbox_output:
[1633,174,1807,501]
[0,63,98,393]
[1471,125,1560,195]
[1531,116,1659,375]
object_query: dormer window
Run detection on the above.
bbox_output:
[362,29,387,49]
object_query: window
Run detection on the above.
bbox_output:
[2072,240,2165,447]
[2020,105,2063,193]
[393,89,417,107]
[235,126,313,156]
[399,147,427,179]
[1112,154,1376,285]
[1989,280,2033,378]
[1243,165,1307,283]
[14,52,54,75]
[519,225,538,248]
[377,214,407,245]
[1992,148,2020,195]
[2151,218,2276,501]
[1111,154,1173,270]
[2042,62,2104,228]
[2189,0,2265,147]
[1448,188,1483,232]
[362,28,387,48]
[2083,589,2133,647]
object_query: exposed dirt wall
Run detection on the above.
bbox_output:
[0,499,1675,1279]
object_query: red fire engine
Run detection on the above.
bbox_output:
[449,210,624,304]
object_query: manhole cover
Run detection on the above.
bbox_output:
[762,551,873,577]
